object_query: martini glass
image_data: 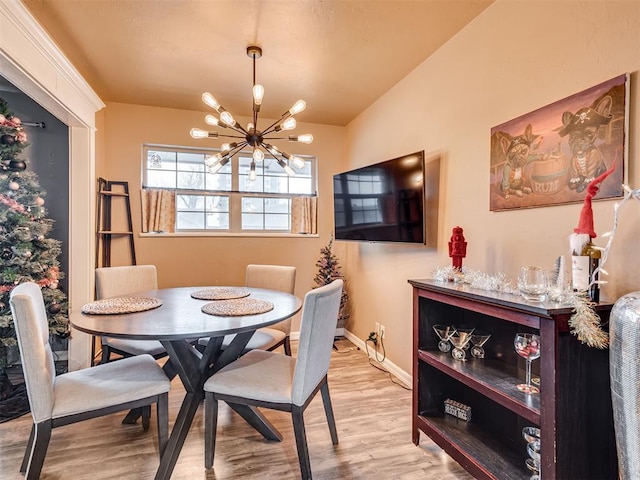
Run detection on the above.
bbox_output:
[514,333,541,393]
[470,331,491,358]
[449,328,474,361]
[433,324,456,353]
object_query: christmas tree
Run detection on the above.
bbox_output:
[0,97,69,381]
[313,234,350,325]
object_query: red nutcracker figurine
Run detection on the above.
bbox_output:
[448,226,467,270]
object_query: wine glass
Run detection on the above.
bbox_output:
[514,333,541,393]
[433,324,456,353]
[449,328,474,361]
[470,330,491,359]
[518,266,549,302]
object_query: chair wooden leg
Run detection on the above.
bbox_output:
[26,420,52,480]
[141,405,151,431]
[204,392,219,469]
[292,406,312,480]
[320,382,339,445]
[20,423,35,474]
[157,393,169,457]
[284,336,292,356]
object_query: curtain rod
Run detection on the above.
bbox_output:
[21,121,46,128]
[141,185,317,197]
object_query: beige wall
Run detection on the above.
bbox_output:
[342,0,640,374]
[98,102,346,333]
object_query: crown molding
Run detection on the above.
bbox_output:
[0,0,104,126]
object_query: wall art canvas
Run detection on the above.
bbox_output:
[490,74,628,211]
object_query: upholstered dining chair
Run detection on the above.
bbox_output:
[95,264,166,363]
[203,279,343,480]
[198,264,297,355]
[10,282,170,480]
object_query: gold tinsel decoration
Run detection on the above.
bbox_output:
[566,292,608,349]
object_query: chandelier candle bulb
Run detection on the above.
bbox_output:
[204,115,221,126]
[220,111,236,127]
[289,134,314,144]
[290,156,305,169]
[202,92,221,111]
[289,100,306,116]
[252,148,264,162]
[274,117,297,132]
[205,154,222,167]
[190,128,218,139]
[276,158,295,176]
[252,84,264,106]
[221,142,238,154]
[210,158,229,174]
[265,143,281,156]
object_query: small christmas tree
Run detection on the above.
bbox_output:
[313,234,350,325]
[0,97,69,386]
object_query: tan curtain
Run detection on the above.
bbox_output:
[291,196,317,234]
[141,189,176,233]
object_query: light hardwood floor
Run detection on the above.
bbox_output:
[0,339,472,479]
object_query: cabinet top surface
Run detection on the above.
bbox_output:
[408,278,612,317]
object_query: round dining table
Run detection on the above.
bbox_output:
[70,286,302,480]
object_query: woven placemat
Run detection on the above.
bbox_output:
[201,298,274,316]
[82,297,163,315]
[191,287,251,301]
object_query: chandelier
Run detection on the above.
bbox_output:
[190,45,313,180]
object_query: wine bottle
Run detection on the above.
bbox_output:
[571,238,601,302]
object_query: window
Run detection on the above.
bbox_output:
[143,145,316,233]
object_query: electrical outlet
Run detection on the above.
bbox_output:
[375,322,380,336]
[380,324,386,339]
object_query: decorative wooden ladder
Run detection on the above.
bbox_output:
[95,178,137,268]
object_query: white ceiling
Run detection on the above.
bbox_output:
[20,0,493,126]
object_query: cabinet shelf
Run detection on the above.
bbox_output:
[418,349,540,423]
[416,414,529,480]
[98,190,129,197]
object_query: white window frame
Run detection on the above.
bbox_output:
[141,144,317,236]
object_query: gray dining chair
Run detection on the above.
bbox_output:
[203,279,343,480]
[198,264,297,355]
[95,264,166,363]
[10,282,170,480]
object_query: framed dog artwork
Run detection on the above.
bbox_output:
[489,74,628,211]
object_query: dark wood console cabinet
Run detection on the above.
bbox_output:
[409,279,617,480]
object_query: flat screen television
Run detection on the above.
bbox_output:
[333,151,439,245]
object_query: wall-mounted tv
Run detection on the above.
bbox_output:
[333,151,439,246]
